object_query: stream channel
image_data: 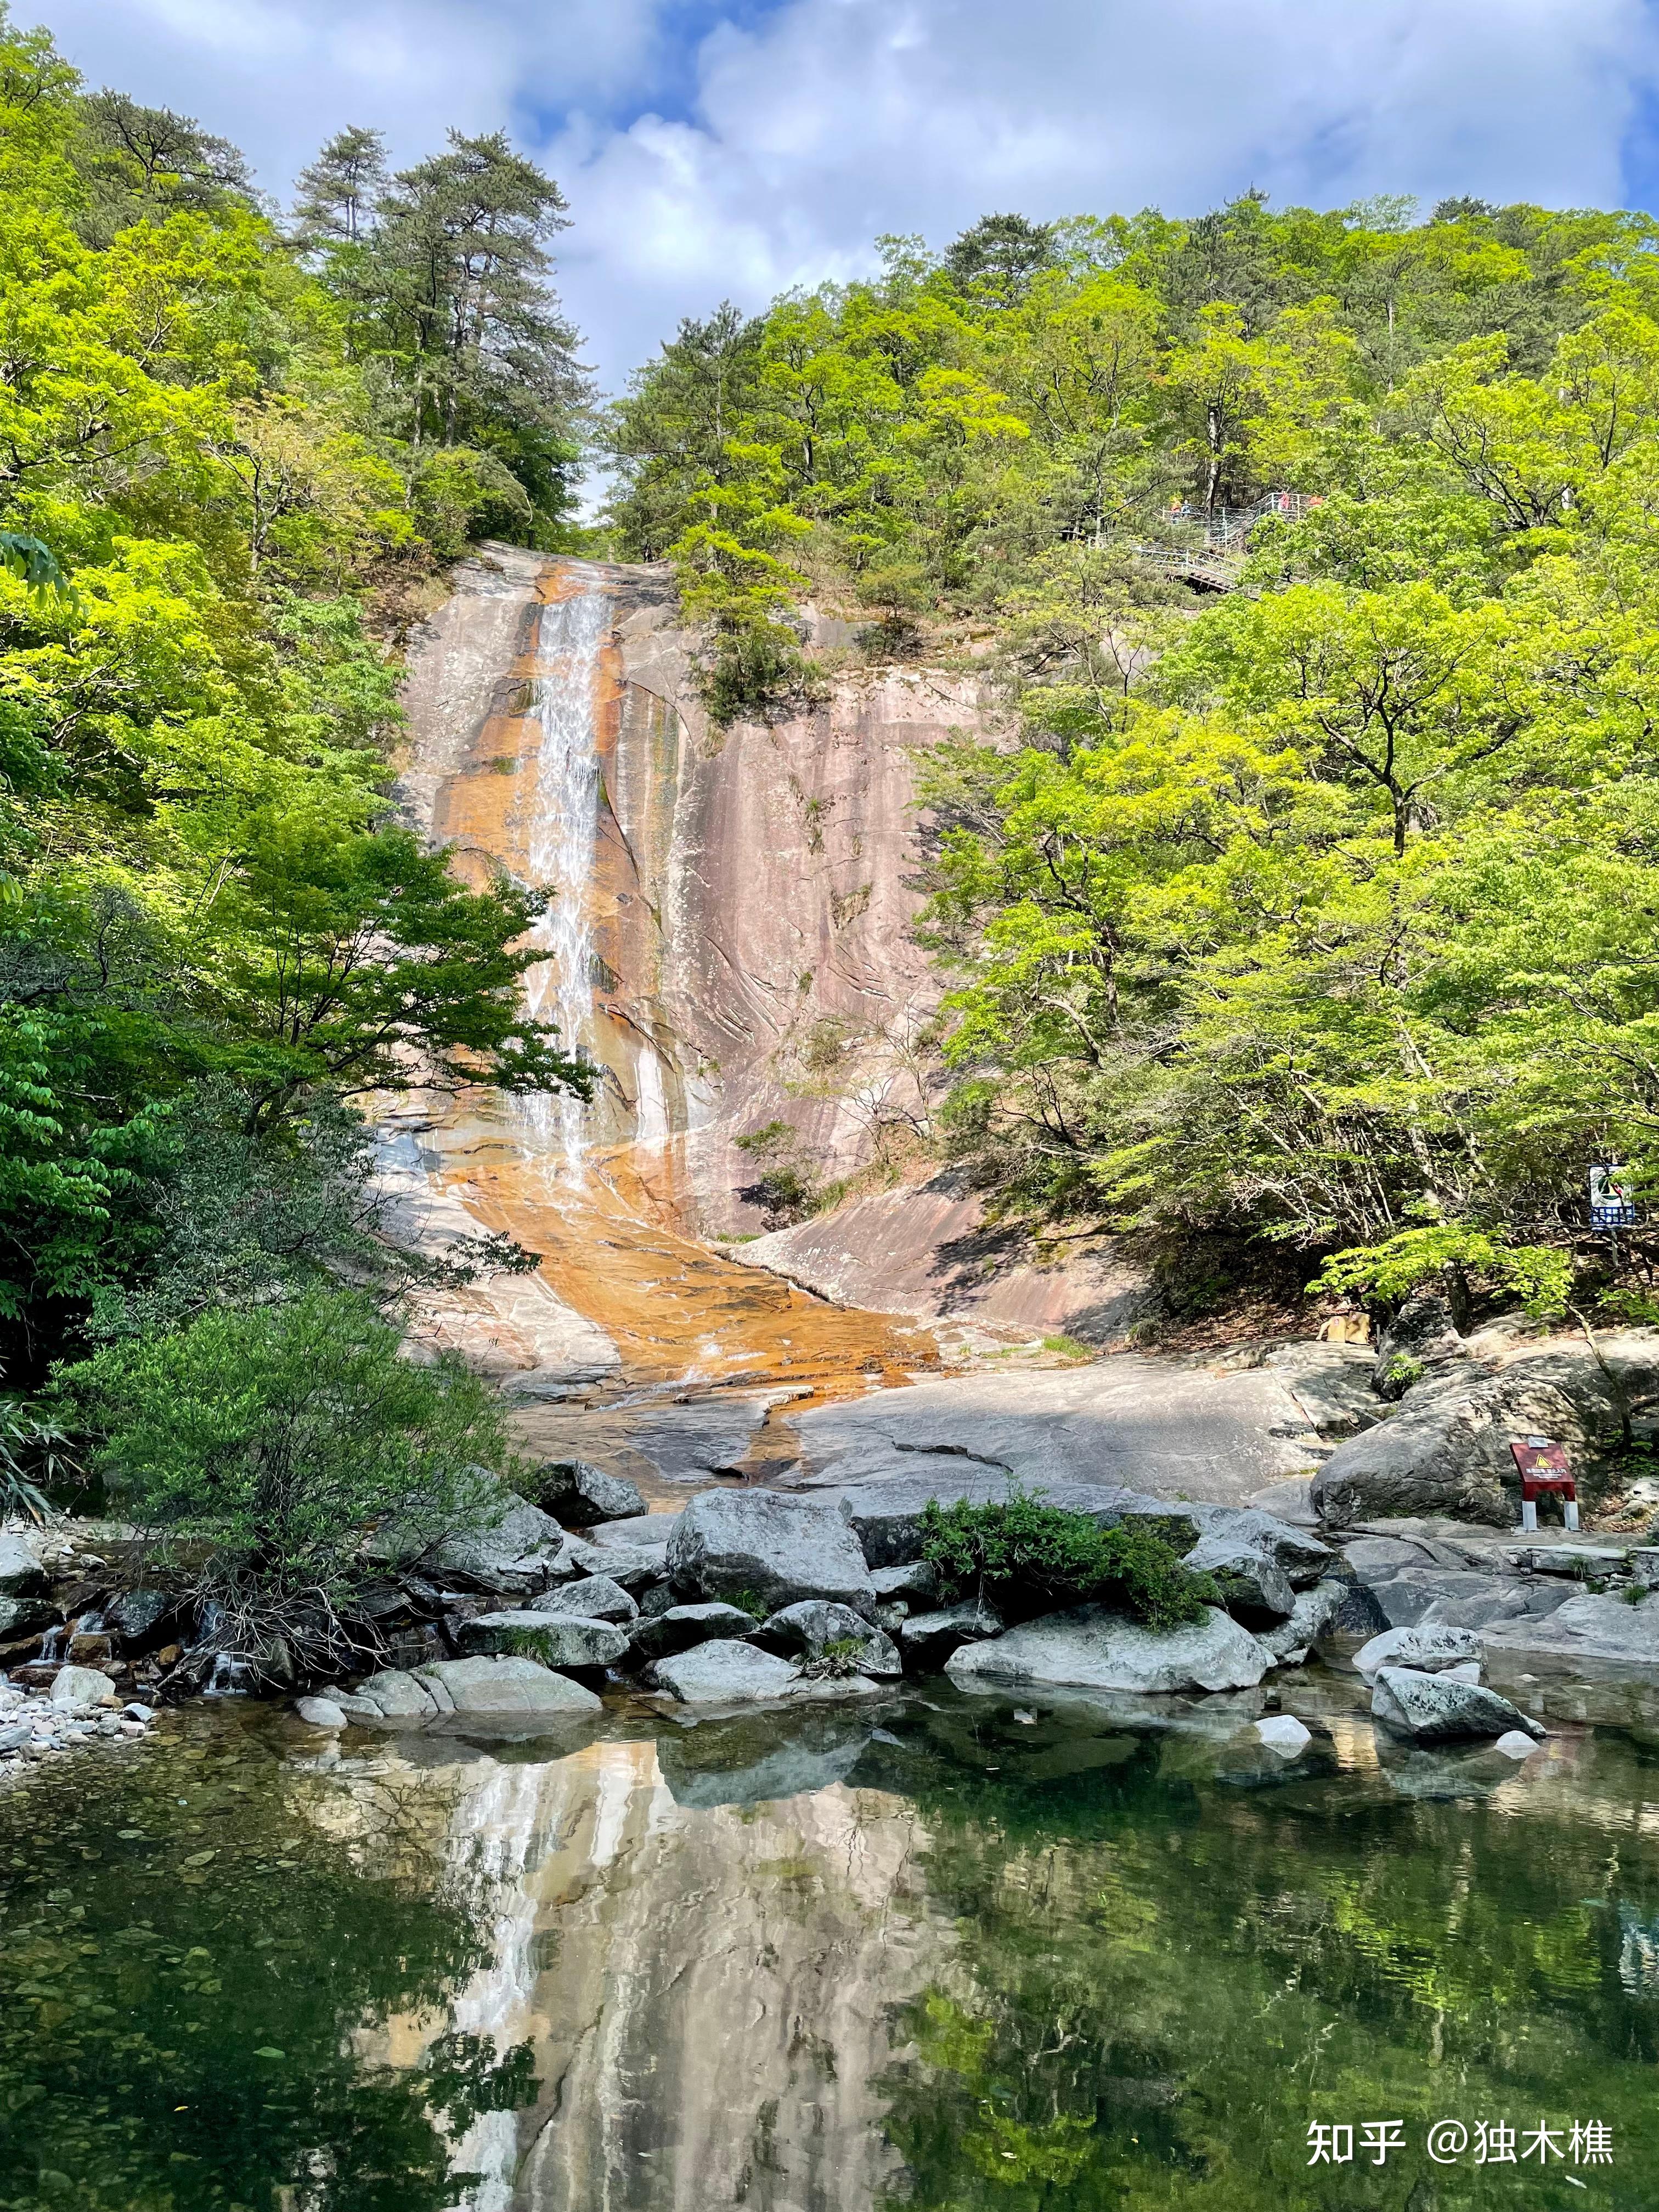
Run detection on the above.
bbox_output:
[6,1670,1659,2210]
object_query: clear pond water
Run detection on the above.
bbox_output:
[4,1667,1658,2210]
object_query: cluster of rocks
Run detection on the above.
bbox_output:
[297,1465,1395,1731]
[0,1528,182,1735]
[1353,1623,1544,1753]
[0,1663,154,1775]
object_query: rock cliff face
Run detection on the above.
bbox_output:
[399,545,966,1227]
[391,546,1141,1382]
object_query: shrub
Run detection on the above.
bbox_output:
[806,1635,866,1679]
[919,1487,1215,1631]
[498,1625,563,1666]
[60,1288,506,1677]
[0,1396,75,1522]
[1380,1353,1425,1400]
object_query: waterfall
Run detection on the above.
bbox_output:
[518,581,610,1179]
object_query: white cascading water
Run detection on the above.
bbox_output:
[517,582,610,1180]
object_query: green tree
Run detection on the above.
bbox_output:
[64,1286,509,1673]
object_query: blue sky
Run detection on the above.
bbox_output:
[31,0,1659,397]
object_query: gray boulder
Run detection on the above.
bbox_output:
[352,1668,439,1718]
[530,1575,638,1624]
[49,1664,117,1712]
[1372,1293,1468,1393]
[1181,1534,1294,1624]
[0,1593,57,1640]
[1314,1335,1659,1528]
[295,1696,348,1729]
[1256,1578,1348,1659]
[870,1560,939,1603]
[531,1458,646,1526]
[650,1640,804,1705]
[1355,1624,1482,1681]
[946,1604,1274,1695]
[416,1655,602,1717]
[899,1599,1004,1667]
[1365,1565,1566,1632]
[1372,1664,1544,1745]
[1495,1730,1543,1759]
[109,1589,175,1649]
[431,1495,571,1595]
[1424,1579,1577,1631]
[0,1534,45,1597]
[335,1658,611,1725]
[668,1491,876,1615]
[565,1539,668,1592]
[633,1602,760,1662]
[458,1612,630,1668]
[1255,1713,1313,1754]
[1182,1505,1335,1589]
[759,1600,903,1678]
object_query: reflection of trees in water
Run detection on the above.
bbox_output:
[866,1701,1659,2210]
[0,1716,536,2212]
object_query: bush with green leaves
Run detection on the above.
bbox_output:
[0,1394,75,1521]
[806,1635,867,1679]
[919,1487,1215,1630]
[61,1288,507,1677]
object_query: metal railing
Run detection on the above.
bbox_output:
[1136,489,1318,592]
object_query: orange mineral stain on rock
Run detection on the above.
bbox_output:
[396,550,939,1401]
[448,1150,936,1395]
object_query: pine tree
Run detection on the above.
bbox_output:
[291,123,387,250]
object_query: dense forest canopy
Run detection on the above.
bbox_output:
[0,5,591,1401]
[607,193,1659,1317]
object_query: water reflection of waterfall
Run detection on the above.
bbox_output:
[518,583,609,1181]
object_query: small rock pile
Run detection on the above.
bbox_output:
[0,1664,154,1776]
[1355,1623,1545,1752]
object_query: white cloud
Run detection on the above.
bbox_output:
[30,0,1659,400]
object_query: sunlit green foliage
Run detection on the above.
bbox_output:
[610,184,1659,1289]
[60,1287,506,1671]
[0,13,589,1371]
[920,1487,1214,1628]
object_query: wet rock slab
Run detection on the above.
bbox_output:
[792,1356,1323,1505]
[1485,1590,1659,1668]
